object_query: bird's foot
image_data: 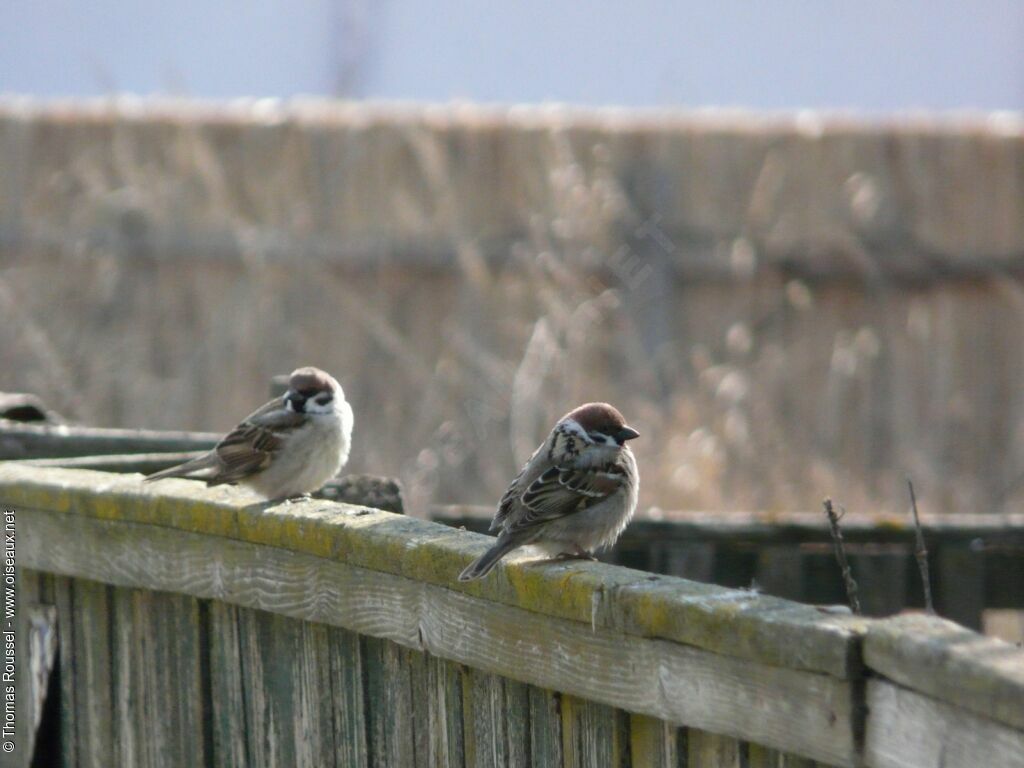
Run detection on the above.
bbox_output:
[553,549,597,562]
[279,492,313,505]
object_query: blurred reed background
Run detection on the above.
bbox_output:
[2,100,1024,517]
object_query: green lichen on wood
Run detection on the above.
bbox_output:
[0,463,866,677]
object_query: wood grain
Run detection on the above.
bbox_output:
[865,680,1024,768]
[326,626,369,768]
[19,508,859,766]
[59,578,114,768]
[10,572,57,768]
[0,421,217,460]
[208,602,250,767]
[109,587,208,768]
[560,695,629,768]
[747,743,820,767]
[687,729,744,768]
[0,465,865,679]
[628,714,681,768]
[528,687,563,767]
[863,613,1024,731]
[462,669,510,768]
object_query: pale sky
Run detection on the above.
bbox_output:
[2,0,1023,110]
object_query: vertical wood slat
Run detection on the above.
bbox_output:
[235,607,338,767]
[57,578,113,768]
[747,742,819,766]
[529,687,563,767]
[109,588,207,768]
[504,679,531,768]
[629,714,682,768]
[754,546,807,602]
[12,571,49,768]
[850,548,909,617]
[663,543,716,583]
[424,654,464,768]
[936,544,986,629]
[42,577,856,768]
[462,669,509,768]
[363,635,415,768]
[327,626,368,768]
[560,694,629,768]
[208,602,249,768]
[52,577,77,768]
[687,728,746,767]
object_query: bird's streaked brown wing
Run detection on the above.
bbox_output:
[489,444,545,532]
[210,398,308,485]
[507,462,628,533]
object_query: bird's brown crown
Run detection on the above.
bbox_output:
[563,402,628,433]
[288,367,338,395]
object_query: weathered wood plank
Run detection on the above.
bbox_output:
[326,626,368,768]
[18,452,203,475]
[528,688,563,767]
[208,602,250,767]
[61,579,114,768]
[19,509,860,765]
[687,729,744,768]
[754,546,806,601]
[864,680,1024,768]
[462,669,509,768]
[236,607,338,767]
[863,613,1024,731]
[561,695,629,768]
[936,545,985,629]
[363,636,416,768]
[11,571,57,768]
[52,577,78,768]
[850,548,908,617]
[109,587,208,768]
[0,466,866,679]
[747,743,817,767]
[663,543,716,583]
[0,421,217,459]
[434,506,1024,547]
[503,679,531,768]
[424,656,464,768]
[629,714,681,768]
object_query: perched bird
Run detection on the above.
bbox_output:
[145,367,353,501]
[459,402,640,581]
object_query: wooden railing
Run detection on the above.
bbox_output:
[3,463,1023,768]
[437,507,1024,631]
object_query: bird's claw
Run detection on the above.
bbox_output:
[279,492,313,506]
[553,550,597,562]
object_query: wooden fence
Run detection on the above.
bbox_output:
[6,421,1020,633]
[6,103,1024,518]
[436,507,1024,631]
[3,463,1023,767]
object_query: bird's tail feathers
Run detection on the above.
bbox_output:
[458,536,521,581]
[144,453,217,483]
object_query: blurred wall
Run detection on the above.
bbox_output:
[2,102,1024,516]
[2,1,1024,109]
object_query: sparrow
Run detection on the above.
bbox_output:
[458,402,640,581]
[145,367,353,501]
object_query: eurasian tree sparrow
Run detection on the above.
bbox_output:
[458,402,640,581]
[145,367,353,501]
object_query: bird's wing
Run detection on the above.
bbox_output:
[490,444,544,532]
[506,461,628,534]
[211,398,308,484]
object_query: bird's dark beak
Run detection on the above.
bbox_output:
[616,426,640,443]
[285,392,306,413]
